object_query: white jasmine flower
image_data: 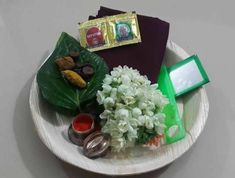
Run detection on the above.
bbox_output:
[155,123,166,135]
[97,65,168,152]
[154,113,166,122]
[118,120,129,133]
[97,91,105,104]
[122,96,135,105]
[103,97,115,108]
[145,116,154,129]
[117,84,129,94]
[137,115,145,125]
[110,70,120,78]
[127,127,138,141]
[145,110,154,117]
[100,109,112,119]
[110,88,117,100]
[103,75,112,85]
[102,84,112,94]
[121,75,131,84]
[132,108,142,118]
[115,108,129,119]
[138,102,148,110]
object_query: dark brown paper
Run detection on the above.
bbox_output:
[89,7,169,83]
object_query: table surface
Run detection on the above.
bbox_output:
[1,0,235,177]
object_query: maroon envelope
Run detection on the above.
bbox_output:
[89,7,169,83]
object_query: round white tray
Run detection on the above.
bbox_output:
[29,41,209,176]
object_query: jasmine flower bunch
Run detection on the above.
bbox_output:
[97,66,168,152]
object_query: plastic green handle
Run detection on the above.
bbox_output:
[157,66,185,144]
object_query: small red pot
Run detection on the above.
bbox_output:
[72,113,95,134]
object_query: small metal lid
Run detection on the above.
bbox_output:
[83,131,110,158]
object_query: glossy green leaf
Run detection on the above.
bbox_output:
[37,32,109,115]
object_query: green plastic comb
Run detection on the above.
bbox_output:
[158,66,185,144]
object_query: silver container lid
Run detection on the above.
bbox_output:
[83,131,110,158]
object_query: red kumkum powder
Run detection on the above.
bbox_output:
[72,114,93,132]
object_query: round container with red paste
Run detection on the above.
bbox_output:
[72,113,94,134]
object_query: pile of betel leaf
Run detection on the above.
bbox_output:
[37,32,109,116]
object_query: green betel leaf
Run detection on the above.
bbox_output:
[37,32,109,115]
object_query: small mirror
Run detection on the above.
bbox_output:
[168,55,209,97]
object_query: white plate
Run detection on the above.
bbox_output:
[29,41,209,176]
